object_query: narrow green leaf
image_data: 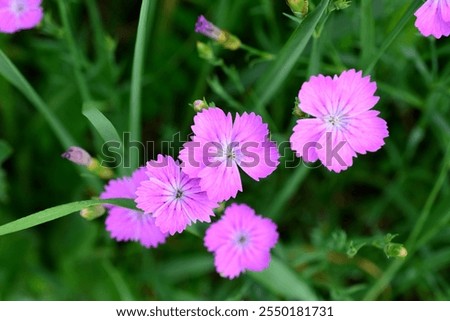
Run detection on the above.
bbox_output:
[82,101,122,143]
[365,0,423,74]
[0,50,75,148]
[252,0,330,109]
[102,259,135,301]
[128,0,157,173]
[0,198,136,236]
[360,0,375,68]
[249,257,318,300]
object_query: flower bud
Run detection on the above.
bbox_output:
[80,204,106,221]
[384,243,408,258]
[286,0,308,18]
[87,159,114,180]
[61,146,92,166]
[193,99,209,112]
[330,0,351,11]
[195,15,241,50]
[196,41,215,61]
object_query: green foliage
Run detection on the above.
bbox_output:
[0,0,449,300]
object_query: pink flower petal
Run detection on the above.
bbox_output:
[290,118,326,162]
[414,0,450,39]
[198,161,242,202]
[298,74,336,117]
[239,139,279,181]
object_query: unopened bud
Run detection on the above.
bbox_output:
[384,243,408,258]
[80,204,106,220]
[286,0,308,18]
[196,41,215,61]
[330,0,351,11]
[193,99,209,112]
[221,32,241,50]
[195,15,241,50]
[61,146,92,166]
[87,159,114,180]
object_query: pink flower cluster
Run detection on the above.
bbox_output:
[99,67,391,278]
[100,107,280,278]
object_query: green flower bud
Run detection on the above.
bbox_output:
[196,41,215,61]
[80,204,106,221]
[330,0,351,11]
[286,0,309,18]
[384,243,408,258]
[87,159,114,180]
[192,99,209,112]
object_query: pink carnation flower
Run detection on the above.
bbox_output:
[414,0,450,39]
[0,0,43,34]
[204,203,278,279]
[179,107,279,203]
[100,167,167,248]
[290,69,388,173]
[135,155,217,235]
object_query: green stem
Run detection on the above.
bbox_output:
[360,0,375,68]
[0,50,101,191]
[363,143,450,300]
[365,0,422,74]
[57,0,92,102]
[239,43,274,60]
[406,143,450,249]
[128,0,157,173]
[0,50,74,148]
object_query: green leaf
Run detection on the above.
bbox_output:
[252,0,330,109]
[364,0,423,74]
[249,257,318,300]
[82,101,122,143]
[128,0,158,173]
[0,50,75,148]
[0,198,136,236]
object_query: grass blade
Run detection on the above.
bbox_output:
[0,50,75,148]
[252,0,330,109]
[0,198,136,236]
[128,0,157,173]
[249,256,318,300]
[82,102,122,144]
[365,0,423,74]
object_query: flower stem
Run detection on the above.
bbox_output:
[363,142,450,300]
[57,0,92,102]
[239,43,274,61]
[128,0,157,174]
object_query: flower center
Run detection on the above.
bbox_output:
[325,112,348,129]
[11,0,26,14]
[225,146,236,160]
[175,189,184,199]
[234,232,249,247]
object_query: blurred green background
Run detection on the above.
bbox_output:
[0,0,449,300]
